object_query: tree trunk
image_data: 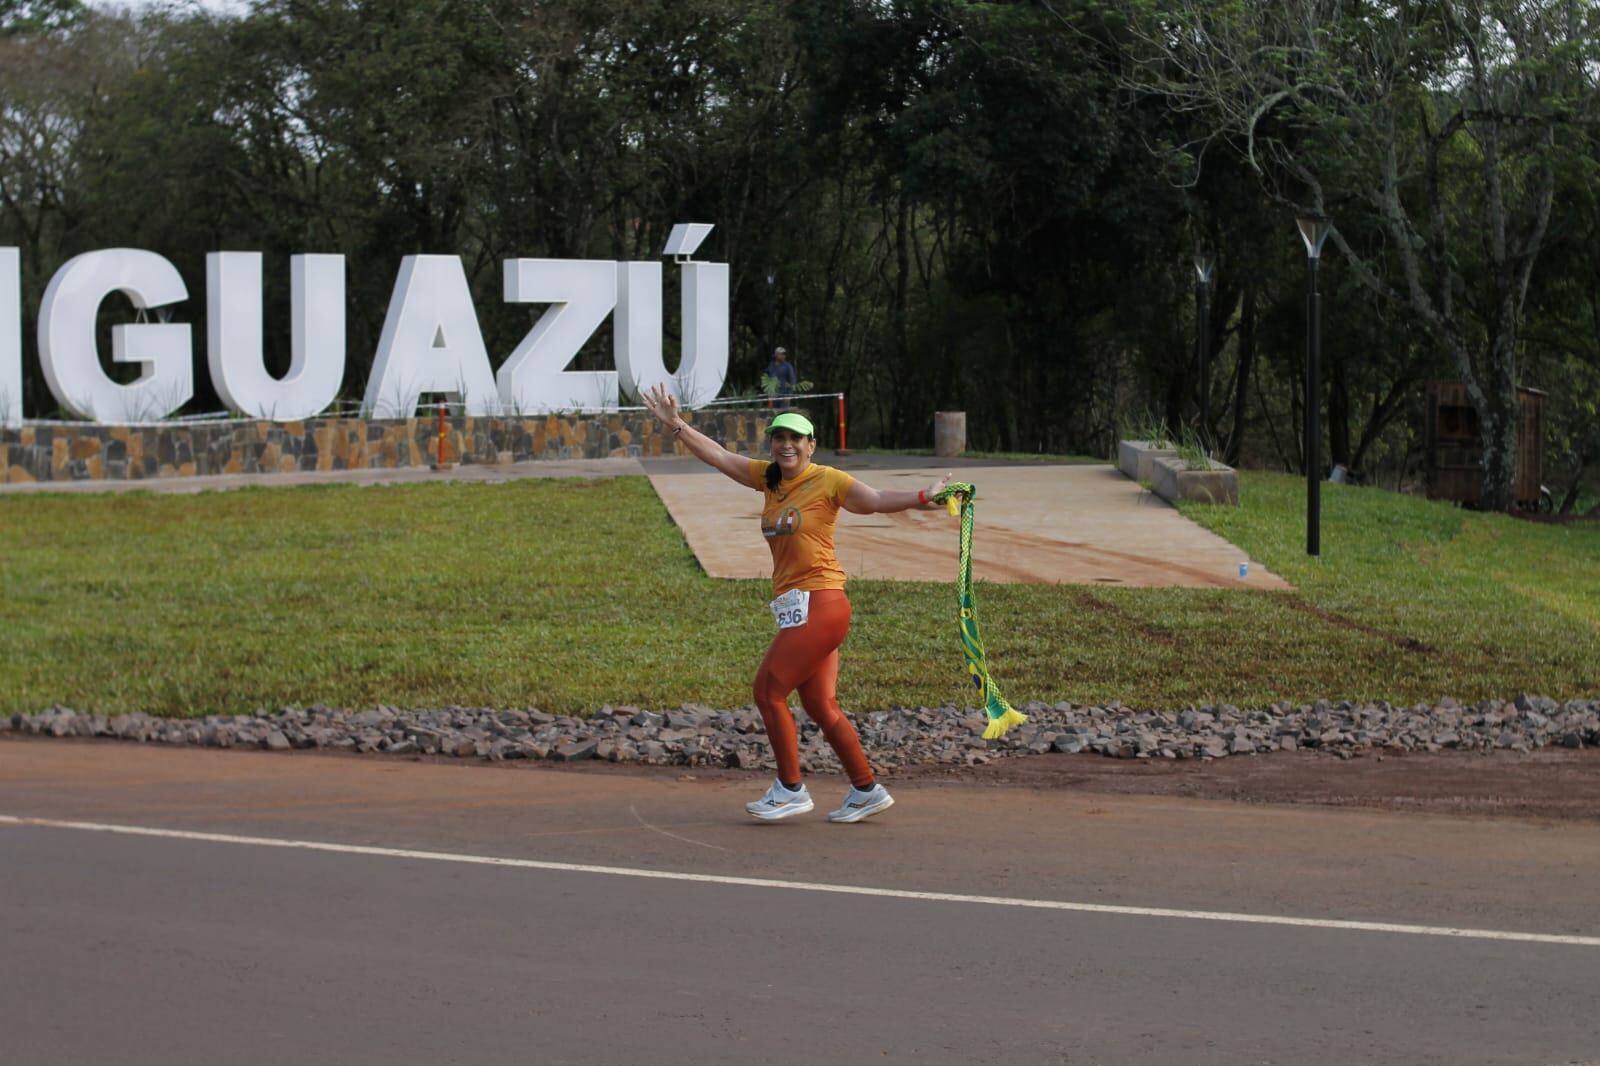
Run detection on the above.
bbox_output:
[895,192,911,404]
[1351,365,1423,473]
[1477,338,1519,511]
[1225,287,1256,468]
[1557,465,1586,515]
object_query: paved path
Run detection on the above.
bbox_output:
[649,456,1291,588]
[2,742,1596,1065]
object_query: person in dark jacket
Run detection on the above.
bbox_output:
[765,347,797,408]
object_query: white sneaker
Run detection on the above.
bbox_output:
[828,783,894,823]
[745,779,814,821]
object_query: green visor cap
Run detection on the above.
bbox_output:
[767,412,815,437]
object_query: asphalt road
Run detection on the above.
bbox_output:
[3,741,1598,1065]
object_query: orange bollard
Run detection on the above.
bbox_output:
[436,400,448,469]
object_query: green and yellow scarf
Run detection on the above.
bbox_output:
[931,482,1027,740]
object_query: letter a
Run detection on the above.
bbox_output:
[363,255,498,418]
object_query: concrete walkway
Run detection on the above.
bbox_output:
[0,451,1288,589]
[649,454,1291,589]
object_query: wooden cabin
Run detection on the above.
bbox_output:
[1425,382,1546,508]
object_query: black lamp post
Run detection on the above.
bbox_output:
[1297,214,1331,557]
[1193,253,1215,454]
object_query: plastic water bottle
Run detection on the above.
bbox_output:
[1239,561,1249,579]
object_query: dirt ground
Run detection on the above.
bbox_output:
[8,737,1596,823]
[899,747,1600,823]
[543,745,1600,823]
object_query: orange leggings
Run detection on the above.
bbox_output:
[752,588,874,788]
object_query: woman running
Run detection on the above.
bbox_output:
[641,384,950,823]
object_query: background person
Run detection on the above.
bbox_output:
[765,346,798,408]
[641,383,950,822]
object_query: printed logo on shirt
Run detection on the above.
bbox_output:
[763,506,802,538]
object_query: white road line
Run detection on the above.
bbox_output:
[4,813,1597,948]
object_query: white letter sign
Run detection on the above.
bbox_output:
[498,258,619,414]
[207,252,345,421]
[617,225,729,406]
[676,259,730,406]
[362,255,498,419]
[38,249,193,423]
[614,261,729,407]
[1,247,19,428]
[6,223,731,426]
[613,260,661,405]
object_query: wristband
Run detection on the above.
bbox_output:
[918,489,928,506]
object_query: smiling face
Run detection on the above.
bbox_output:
[768,428,815,479]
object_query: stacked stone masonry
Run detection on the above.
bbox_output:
[0,411,773,483]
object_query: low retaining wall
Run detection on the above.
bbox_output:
[1116,439,1177,482]
[0,409,775,483]
[1150,455,1239,506]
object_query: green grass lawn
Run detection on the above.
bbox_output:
[1,471,1596,717]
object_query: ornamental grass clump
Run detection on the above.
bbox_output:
[1115,409,1171,449]
[1175,425,1213,471]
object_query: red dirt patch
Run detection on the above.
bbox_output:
[898,748,1600,822]
[11,734,1597,823]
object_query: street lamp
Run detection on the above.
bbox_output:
[1193,252,1215,454]
[1297,214,1332,557]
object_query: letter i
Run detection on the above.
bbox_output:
[1,248,19,427]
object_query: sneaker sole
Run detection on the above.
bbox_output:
[827,794,894,823]
[746,799,814,821]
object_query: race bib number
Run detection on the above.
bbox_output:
[769,588,811,629]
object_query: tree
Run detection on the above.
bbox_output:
[1118,0,1599,509]
[1521,117,1600,512]
[1,0,82,36]
[798,0,1196,451]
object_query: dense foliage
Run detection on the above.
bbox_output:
[3,0,1597,508]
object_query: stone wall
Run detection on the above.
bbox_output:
[0,409,778,483]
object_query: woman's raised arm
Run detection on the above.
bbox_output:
[640,384,756,488]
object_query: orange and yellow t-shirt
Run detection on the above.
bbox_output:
[746,459,857,596]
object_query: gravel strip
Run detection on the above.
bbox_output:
[5,696,1596,772]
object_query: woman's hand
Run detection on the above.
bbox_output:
[641,383,682,430]
[923,472,954,508]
